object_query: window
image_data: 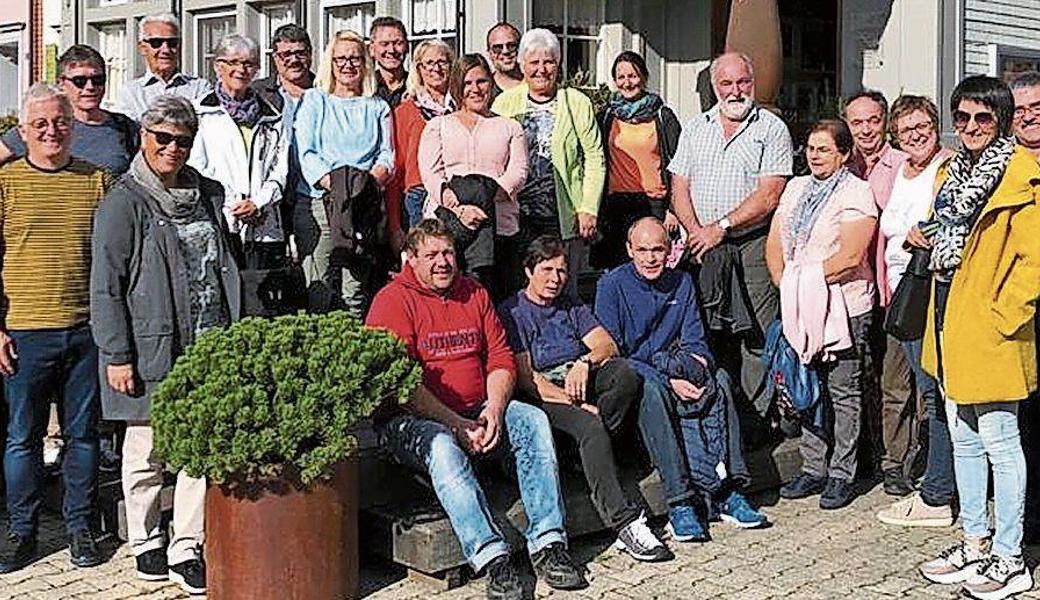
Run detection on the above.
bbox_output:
[194,10,237,81]
[261,3,296,77]
[0,30,21,116]
[322,1,375,47]
[532,0,603,84]
[988,44,1040,82]
[95,22,128,109]
[405,0,458,52]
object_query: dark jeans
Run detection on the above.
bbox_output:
[903,338,955,507]
[404,186,428,228]
[4,325,99,536]
[539,358,642,531]
[678,369,750,496]
[639,374,698,506]
[590,193,666,271]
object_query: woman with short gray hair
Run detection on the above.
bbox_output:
[91,94,241,595]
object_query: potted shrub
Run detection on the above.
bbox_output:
[152,312,421,600]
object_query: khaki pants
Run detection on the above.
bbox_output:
[880,334,924,473]
[122,422,205,564]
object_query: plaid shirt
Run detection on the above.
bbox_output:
[668,105,793,230]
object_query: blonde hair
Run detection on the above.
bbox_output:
[315,30,375,96]
[406,39,455,98]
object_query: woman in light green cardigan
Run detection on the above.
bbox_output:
[492,28,605,296]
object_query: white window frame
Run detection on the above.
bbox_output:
[0,29,23,116]
[259,2,297,78]
[528,0,605,85]
[402,0,459,49]
[94,21,129,109]
[986,43,1040,80]
[320,0,376,47]
[193,8,238,80]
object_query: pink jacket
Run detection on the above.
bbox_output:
[780,261,852,364]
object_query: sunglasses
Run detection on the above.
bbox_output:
[63,74,107,89]
[146,128,193,149]
[952,110,995,130]
[143,37,180,50]
[489,42,518,54]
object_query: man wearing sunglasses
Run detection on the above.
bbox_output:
[486,22,523,98]
[0,45,138,176]
[116,13,212,121]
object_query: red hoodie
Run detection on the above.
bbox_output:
[366,263,516,414]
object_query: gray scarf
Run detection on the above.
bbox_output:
[783,167,849,260]
[129,152,201,223]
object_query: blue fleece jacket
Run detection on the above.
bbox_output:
[594,263,713,385]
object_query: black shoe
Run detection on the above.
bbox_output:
[69,529,103,568]
[135,548,169,581]
[531,542,588,590]
[779,472,827,499]
[883,468,913,497]
[0,532,37,573]
[484,555,522,600]
[169,559,206,595]
[819,478,856,510]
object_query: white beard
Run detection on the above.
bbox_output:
[720,96,753,121]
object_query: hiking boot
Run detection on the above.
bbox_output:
[876,493,954,527]
[68,528,103,568]
[819,478,856,510]
[718,491,768,529]
[0,532,36,574]
[920,538,990,584]
[665,503,709,542]
[779,472,826,500]
[169,558,206,595]
[135,548,169,581]
[883,468,914,497]
[531,542,587,590]
[615,513,673,562]
[962,554,1034,600]
[484,555,522,600]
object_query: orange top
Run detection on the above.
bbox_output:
[386,99,429,235]
[607,119,666,198]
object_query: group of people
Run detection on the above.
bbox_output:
[0,9,1037,600]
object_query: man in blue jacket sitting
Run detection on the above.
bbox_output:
[595,217,768,540]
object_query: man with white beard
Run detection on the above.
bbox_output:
[668,52,793,432]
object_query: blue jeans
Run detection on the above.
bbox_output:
[4,325,99,536]
[404,186,428,228]
[902,339,954,506]
[676,369,749,495]
[378,401,566,571]
[638,378,697,505]
[946,400,1026,557]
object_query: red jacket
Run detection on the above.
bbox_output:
[366,264,516,414]
[386,100,428,237]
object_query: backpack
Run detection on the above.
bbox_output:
[761,319,825,434]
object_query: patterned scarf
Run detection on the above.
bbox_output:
[783,167,849,261]
[928,136,1015,276]
[606,92,664,124]
[414,88,455,121]
[215,85,262,128]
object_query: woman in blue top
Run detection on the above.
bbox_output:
[293,29,394,316]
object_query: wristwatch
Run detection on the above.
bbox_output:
[717,216,732,232]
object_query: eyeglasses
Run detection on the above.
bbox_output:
[216,58,259,71]
[143,37,180,50]
[953,110,996,130]
[489,42,518,55]
[332,55,364,68]
[29,118,71,133]
[275,49,310,61]
[896,121,934,138]
[420,59,451,70]
[146,128,193,149]
[63,74,107,89]
[1014,101,1040,120]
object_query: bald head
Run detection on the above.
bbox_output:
[628,217,668,245]
[627,217,670,281]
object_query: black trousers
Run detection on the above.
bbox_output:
[538,358,642,531]
[590,193,667,271]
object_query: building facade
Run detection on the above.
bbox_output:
[1,0,62,116]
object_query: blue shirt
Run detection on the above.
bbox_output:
[498,291,600,372]
[594,262,713,384]
[293,89,395,198]
[1,111,138,176]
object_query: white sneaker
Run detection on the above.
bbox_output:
[962,554,1033,600]
[613,513,673,562]
[920,538,990,584]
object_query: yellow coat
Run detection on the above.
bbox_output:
[922,146,1040,403]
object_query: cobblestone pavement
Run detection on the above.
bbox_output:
[1,485,1037,599]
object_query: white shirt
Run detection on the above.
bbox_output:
[880,156,943,291]
[116,70,213,121]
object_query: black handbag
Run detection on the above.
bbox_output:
[884,247,933,341]
[239,238,306,318]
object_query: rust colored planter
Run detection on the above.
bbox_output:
[726,0,783,108]
[205,458,359,600]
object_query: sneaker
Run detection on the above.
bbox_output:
[779,472,827,499]
[135,548,169,581]
[614,513,673,562]
[169,558,206,595]
[718,491,768,529]
[665,504,709,542]
[0,533,37,574]
[883,468,914,497]
[819,478,856,510]
[920,538,990,584]
[484,555,522,600]
[962,554,1034,600]
[531,542,588,590]
[876,493,954,527]
[68,529,103,568]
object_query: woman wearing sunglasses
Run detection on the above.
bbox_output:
[188,34,289,270]
[915,75,1038,600]
[0,45,139,175]
[91,95,241,596]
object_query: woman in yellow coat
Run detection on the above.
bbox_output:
[913,75,1038,600]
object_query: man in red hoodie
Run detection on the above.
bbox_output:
[366,219,586,600]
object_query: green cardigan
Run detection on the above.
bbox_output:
[492,83,605,239]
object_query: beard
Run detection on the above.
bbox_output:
[719,95,753,121]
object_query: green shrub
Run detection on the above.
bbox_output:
[0,114,17,136]
[564,70,612,115]
[152,312,422,487]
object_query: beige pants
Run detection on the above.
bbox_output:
[122,422,205,564]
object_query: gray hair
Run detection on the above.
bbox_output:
[19,83,73,124]
[215,34,260,63]
[519,28,561,64]
[709,52,755,83]
[138,13,180,41]
[1010,71,1040,92]
[140,95,198,135]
